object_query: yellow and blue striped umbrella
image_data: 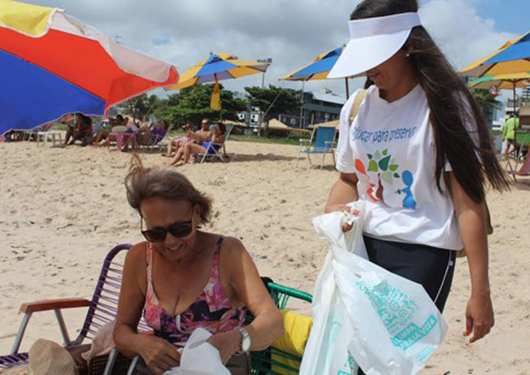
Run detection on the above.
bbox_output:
[169,53,269,90]
[461,31,530,77]
[281,46,344,81]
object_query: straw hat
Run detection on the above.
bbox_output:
[28,339,76,375]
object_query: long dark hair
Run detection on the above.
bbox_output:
[352,0,510,202]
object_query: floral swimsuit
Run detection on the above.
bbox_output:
[143,237,246,346]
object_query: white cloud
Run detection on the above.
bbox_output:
[24,0,519,98]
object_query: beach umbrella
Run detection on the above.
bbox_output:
[467,72,530,90]
[0,0,178,135]
[282,46,344,82]
[169,53,269,90]
[460,31,530,77]
[281,46,348,128]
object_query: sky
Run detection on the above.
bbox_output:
[25,0,530,101]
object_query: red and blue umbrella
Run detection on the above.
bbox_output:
[0,0,178,134]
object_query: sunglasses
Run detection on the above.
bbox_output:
[141,207,195,243]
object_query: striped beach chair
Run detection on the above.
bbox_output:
[0,243,145,375]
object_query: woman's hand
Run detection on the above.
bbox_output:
[326,203,359,232]
[139,335,181,374]
[207,330,241,364]
[465,292,494,343]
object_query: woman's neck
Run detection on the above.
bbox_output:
[380,71,419,103]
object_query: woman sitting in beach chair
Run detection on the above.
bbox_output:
[92,115,127,146]
[113,158,283,374]
[169,123,226,166]
[163,118,213,158]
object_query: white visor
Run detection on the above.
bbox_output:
[328,12,421,79]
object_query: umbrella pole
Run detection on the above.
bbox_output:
[345,78,350,98]
[513,84,518,158]
[299,81,305,129]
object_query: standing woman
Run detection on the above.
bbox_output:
[325,0,509,352]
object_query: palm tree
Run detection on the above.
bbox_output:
[471,88,502,112]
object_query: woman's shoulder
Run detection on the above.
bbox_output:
[124,242,148,268]
[216,235,248,266]
[219,235,245,254]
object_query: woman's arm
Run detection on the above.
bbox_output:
[114,244,180,374]
[448,173,494,343]
[211,126,223,144]
[208,237,284,363]
[325,172,359,212]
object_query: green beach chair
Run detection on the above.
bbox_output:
[249,280,313,375]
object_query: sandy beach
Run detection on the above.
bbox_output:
[0,140,529,374]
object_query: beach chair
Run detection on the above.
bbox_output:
[507,153,530,181]
[124,279,313,374]
[0,244,144,375]
[296,126,337,169]
[146,123,174,152]
[505,137,530,181]
[196,124,233,163]
[250,281,313,374]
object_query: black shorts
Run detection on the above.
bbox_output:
[363,235,457,313]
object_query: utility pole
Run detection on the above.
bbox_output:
[257,58,273,136]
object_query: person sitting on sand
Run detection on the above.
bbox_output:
[170,123,226,166]
[114,158,283,374]
[163,118,212,158]
[64,113,93,146]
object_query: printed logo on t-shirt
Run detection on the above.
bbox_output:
[354,149,417,210]
[351,126,417,144]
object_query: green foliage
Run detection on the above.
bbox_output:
[123,94,160,121]
[155,84,246,127]
[471,88,502,112]
[244,85,300,122]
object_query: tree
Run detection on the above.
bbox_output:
[244,85,300,135]
[156,84,246,127]
[471,88,502,114]
[123,94,161,121]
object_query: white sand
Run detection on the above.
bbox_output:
[0,140,529,373]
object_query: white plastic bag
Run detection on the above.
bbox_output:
[163,328,230,375]
[300,201,447,375]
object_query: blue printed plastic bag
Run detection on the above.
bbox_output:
[300,201,447,375]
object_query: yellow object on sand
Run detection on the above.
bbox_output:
[0,0,56,37]
[271,310,313,374]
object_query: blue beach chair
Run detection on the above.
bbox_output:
[296,126,337,169]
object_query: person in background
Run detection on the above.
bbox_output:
[169,123,226,166]
[93,114,126,146]
[502,114,520,160]
[163,119,213,158]
[64,113,93,146]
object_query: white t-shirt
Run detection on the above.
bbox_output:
[336,85,467,250]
